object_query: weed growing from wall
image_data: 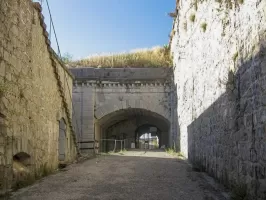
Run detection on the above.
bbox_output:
[193,0,198,10]
[192,0,245,37]
[233,52,239,62]
[183,21,188,32]
[189,13,196,23]
[200,22,207,32]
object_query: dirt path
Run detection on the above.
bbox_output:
[8,150,228,200]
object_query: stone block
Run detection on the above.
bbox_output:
[0,61,5,77]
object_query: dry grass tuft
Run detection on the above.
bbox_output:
[70,46,172,68]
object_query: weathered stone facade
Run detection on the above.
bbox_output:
[171,0,266,199]
[70,68,177,154]
[0,0,77,194]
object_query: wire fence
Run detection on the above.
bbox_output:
[99,139,127,153]
[97,137,160,154]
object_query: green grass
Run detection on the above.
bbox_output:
[70,46,172,68]
[165,148,184,158]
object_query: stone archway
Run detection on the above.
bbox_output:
[58,118,66,161]
[95,108,170,152]
[71,67,176,154]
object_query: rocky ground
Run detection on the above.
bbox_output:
[7,150,230,200]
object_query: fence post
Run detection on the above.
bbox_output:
[113,140,117,152]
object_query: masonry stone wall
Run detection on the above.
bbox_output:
[72,81,172,151]
[171,0,266,199]
[94,82,171,121]
[71,67,176,153]
[0,0,76,193]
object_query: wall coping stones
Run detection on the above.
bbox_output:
[70,67,173,82]
[32,1,78,154]
[73,80,171,88]
[32,2,74,80]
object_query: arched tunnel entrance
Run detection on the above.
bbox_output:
[95,108,170,152]
[135,124,161,150]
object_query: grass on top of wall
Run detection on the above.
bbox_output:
[70,46,173,68]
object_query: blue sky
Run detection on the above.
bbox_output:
[41,0,175,60]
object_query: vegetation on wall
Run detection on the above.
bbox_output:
[232,52,239,62]
[183,21,188,32]
[189,0,244,35]
[193,0,198,11]
[70,46,173,68]
[167,0,246,49]
[189,13,196,23]
[200,22,207,32]
[61,52,73,64]
[194,0,244,9]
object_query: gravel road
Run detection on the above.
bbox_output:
[8,150,227,200]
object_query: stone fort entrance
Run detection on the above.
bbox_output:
[70,67,177,154]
